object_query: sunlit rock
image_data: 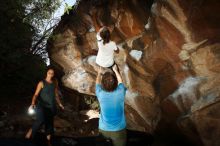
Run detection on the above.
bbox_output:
[47,0,220,145]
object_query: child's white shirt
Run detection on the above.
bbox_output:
[96,32,117,67]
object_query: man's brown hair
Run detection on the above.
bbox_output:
[101,72,118,92]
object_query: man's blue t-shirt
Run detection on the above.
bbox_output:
[96,83,127,131]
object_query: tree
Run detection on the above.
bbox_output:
[22,0,61,60]
[0,0,61,97]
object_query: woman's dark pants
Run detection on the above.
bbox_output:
[32,105,55,138]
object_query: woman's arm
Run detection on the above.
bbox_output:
[31,81,43,106]
[96,67,102,84]
[112,65,123,84]
[54,80,64,110]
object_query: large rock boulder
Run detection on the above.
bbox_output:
[47,0,220,145]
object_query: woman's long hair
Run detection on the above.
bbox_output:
[100,27,111,45]
[44,66,57,83]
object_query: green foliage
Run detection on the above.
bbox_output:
[64,3,73,15]
[23,0,60,28]
[51,33,63,41]
[23,0,61,59]
[84,96,100,110]
[0,0,58,98]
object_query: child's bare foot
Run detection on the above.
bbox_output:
[25,129,32,139]
[47,135,52,146]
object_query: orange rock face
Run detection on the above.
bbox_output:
[47,0,220,145]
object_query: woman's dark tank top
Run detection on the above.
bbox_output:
[38,80,56,109]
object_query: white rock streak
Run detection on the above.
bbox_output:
[129,50,143,61]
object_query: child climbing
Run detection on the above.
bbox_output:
[96,26,119,68]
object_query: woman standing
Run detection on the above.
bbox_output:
[25,67,64,145]
[95,65,127,146]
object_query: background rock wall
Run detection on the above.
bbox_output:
[47,0,220,145]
